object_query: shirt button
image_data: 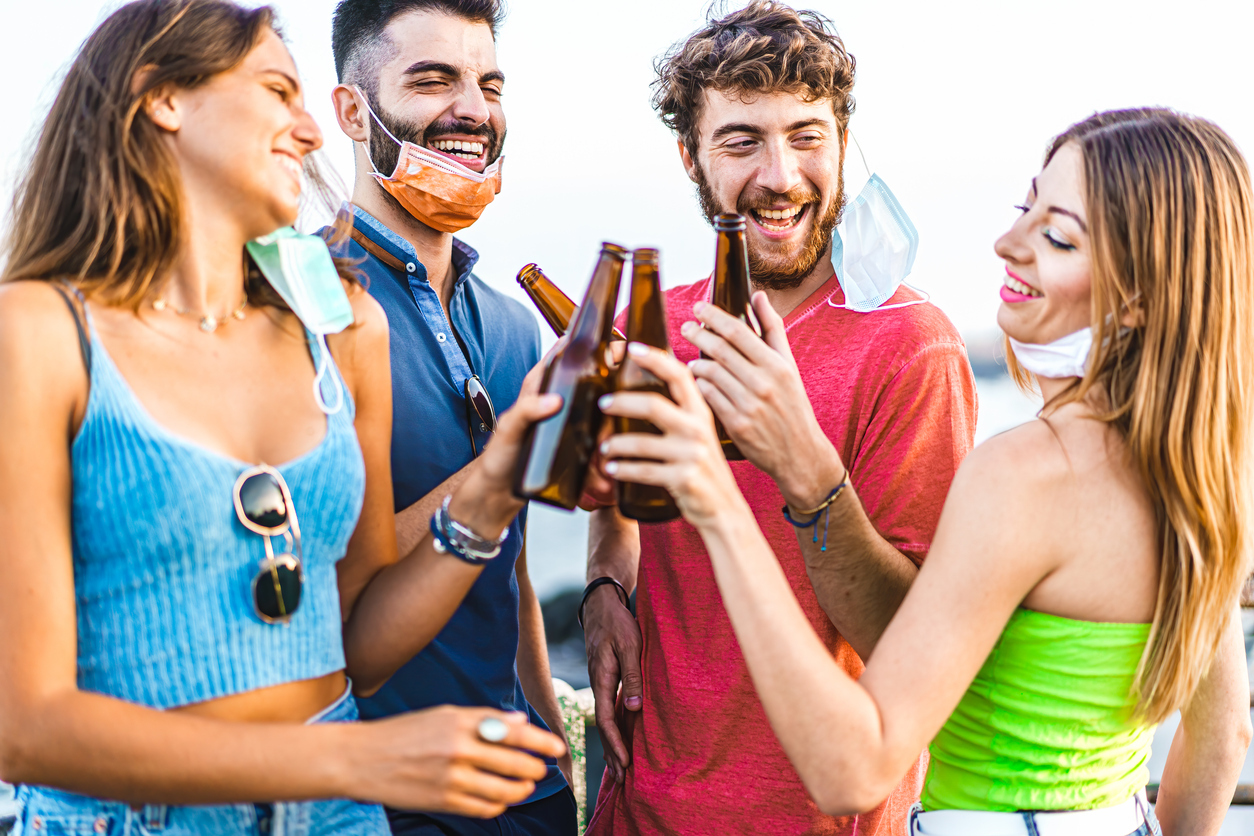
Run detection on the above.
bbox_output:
[406,262,417,273]
[436,333,447,343]
[94,818,109,834]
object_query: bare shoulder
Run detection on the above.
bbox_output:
[327,285,390,402]
[348,283,388,333]
[328,285,388,356]
[955,416,1074,499]
[0,280,89,428]
[0,281,89,381]
[942,415,1078,550]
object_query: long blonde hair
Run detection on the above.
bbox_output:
[1009,109,1254,723]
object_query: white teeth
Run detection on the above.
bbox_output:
[277,155,301,179]
[755,206,802,221]
[432,140,484,156]
[1004,276,1043,297]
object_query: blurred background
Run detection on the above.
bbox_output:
[1,0,1252,830]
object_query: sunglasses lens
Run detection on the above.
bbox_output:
[465,377,497,432]
[254,555,302,622]
[239,472,287,529]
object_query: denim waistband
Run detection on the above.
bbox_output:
[307,681,356,724]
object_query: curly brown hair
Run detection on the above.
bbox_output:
[652,0,856,159]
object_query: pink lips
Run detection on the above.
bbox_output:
[1001,268,1041,304]
[1000,285,1038,304]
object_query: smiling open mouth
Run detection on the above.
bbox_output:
[428,139,485,162]
[749,204,810,233]
[275,153,302,181]
[1004,274,1043,298]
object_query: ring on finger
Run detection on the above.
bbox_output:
[477,717,509,743]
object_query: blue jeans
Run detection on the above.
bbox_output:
[13,686,388,836]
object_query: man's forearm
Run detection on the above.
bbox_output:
[795,483,918,660]
[587,506,641,591]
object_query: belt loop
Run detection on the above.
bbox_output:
[1021,811,1042,836]
[143,804,168,832]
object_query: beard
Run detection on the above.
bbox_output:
[365,95,505,177]
[694,162,844,291]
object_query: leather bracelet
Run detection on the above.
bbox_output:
[578,576,631,630]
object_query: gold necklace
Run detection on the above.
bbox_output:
[152,295,248,333]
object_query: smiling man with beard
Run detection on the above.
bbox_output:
[581,3,978,834]
[327,2,576,835]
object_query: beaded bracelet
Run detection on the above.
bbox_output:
[430,494,509,565]
[781,469,850,553]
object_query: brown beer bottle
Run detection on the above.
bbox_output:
[517,263,625,340]
[615,248,681,523]
[706,212,761,461]
[514,244,627,509]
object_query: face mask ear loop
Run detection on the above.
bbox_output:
[827,283,930,312]
[849,130,872,180]
[312,333,345,415]
[354,86,403,176]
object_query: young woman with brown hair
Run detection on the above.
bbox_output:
[0,1,563,833]
[598,108,1254,835]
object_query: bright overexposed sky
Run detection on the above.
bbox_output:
[3,0,1253,340]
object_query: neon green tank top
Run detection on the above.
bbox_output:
[922,608,1154,811]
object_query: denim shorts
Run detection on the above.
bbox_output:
[13,685,389,836]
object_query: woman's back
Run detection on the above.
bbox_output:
[998,401,1160,626]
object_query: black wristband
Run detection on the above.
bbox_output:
[578,577,631,630]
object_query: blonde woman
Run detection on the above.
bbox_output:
[598,108,1253,835]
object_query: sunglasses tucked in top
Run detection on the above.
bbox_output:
[65,299,367,710]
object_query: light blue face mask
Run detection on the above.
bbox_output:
[246,227,354,414]
[829,137,926,313]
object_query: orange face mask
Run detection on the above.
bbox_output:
[360,94,503,234]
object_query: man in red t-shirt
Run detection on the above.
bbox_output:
[580,3,977,835]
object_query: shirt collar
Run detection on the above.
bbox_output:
[348,203,480,288]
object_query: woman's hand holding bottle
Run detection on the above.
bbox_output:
[595,342,747,530]
[446,358,562,540]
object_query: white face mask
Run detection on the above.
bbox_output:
[1008,327,1093,379]
[830,173,921,312]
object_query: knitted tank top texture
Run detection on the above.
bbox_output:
[70,315,365,708]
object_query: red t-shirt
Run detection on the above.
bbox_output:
[587,273,977,836]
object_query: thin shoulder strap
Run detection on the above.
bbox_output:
[51,281,92,373]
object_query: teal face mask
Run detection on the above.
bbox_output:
[246,227,354,414]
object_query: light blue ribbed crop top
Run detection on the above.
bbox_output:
[70,307,365,709]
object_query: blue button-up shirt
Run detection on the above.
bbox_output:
[333,206,564,802]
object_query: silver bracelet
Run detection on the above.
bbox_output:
[430,495,509,564]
